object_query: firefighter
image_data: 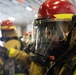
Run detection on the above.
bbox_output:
[30,0,76,75]
[0,20,29,75]
[0,19,42,75]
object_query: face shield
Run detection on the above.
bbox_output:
[33,18,75,58]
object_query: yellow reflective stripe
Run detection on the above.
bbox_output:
[9,26,15,29]
[15,73,26,75]
[0,25,15,29]
[54,14,74,19]
[0,26,8,29]
[8,48,16,58]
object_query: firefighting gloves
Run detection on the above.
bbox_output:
[0,46,8,54]
[0,46,8,53]
[24,44,31,54]
[31,54,50,66]
[24,43,35,54]
[0,46,9,60]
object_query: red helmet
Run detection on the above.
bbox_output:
[38,0,76,19]
[0,20,16,30]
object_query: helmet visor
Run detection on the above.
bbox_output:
[34,19,74,56]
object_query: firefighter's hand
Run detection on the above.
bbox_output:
[31,54,50,66]
[24,43,35,54]
[0,46,8,54]
[23,44,30,54]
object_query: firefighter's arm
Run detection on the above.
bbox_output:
[0,39,33,67]
[0,45,30,67]
[3,39,29,61]
[6,45,31,67]
[0,45,29,61]
[7,48,29,61]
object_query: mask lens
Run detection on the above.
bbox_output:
[34,19,74,56]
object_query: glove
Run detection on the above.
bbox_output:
[24,43,35,54]
[24,44,31,54]
[0,46,8,53]
[0,46,9,60]
[31,54,50,66]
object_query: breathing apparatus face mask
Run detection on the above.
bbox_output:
[32,18,75,66]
